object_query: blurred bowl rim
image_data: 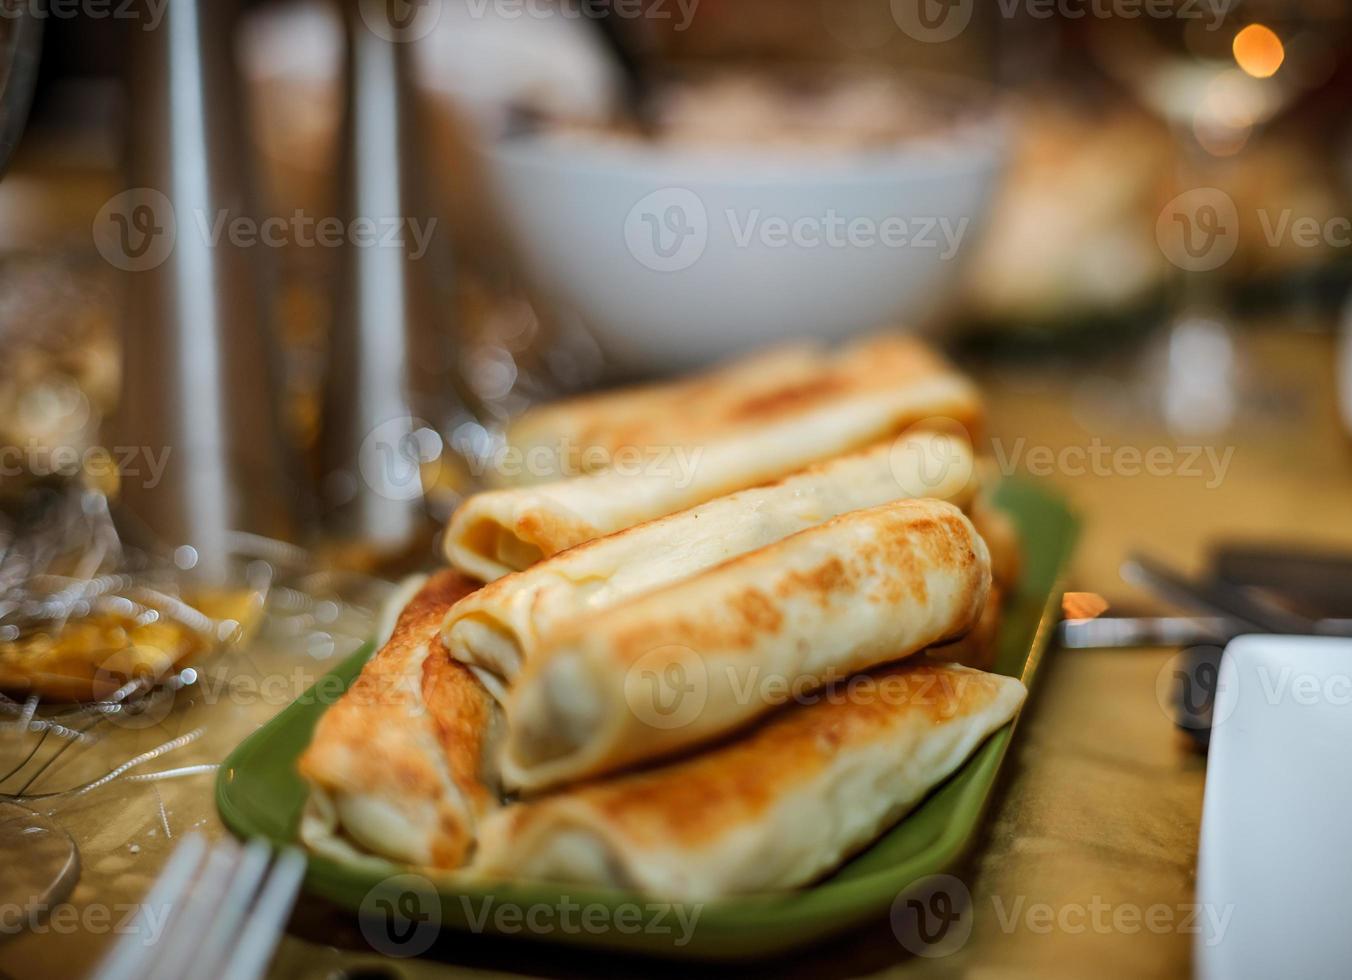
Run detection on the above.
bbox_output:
[483,71,1011,184]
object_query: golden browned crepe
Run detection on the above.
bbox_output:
[471,661,1026,899]
[504,343,823,485]
[298,571,501,869]
[441,432,979,699]
[445,334,982,581]
[500,498,992,791]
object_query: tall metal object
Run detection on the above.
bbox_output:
[316,7,452,556]
[108,0,300,578]
[0,4,42,177]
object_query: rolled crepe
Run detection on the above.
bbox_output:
[442,432,978,698]
[501,497,992,791]
[298,571,501,869]
[503,342,822,485]
[446,334,981,581]
[472,662,1025,899]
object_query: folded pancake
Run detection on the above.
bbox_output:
[503,342,822,485]
[500,498,992,791]
[472,662,1025,899]
[446,334,982,581]
[298,571,501,869]
[441,432,978,699]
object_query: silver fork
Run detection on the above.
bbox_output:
[94,833,306,980]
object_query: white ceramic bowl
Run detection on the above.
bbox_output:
[481,115,1009,375]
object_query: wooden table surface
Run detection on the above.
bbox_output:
[3,321,1348,980]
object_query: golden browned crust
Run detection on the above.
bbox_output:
[510,334,983,469]
[513,506,599,557]
[391,569,481,637]
[298,569,495,868]
[494,499,992,791]
[493,662,1014,849]
[585,500,986,667]
[448,336,985,582]
[511,344,823,466]
[420,646,497,861]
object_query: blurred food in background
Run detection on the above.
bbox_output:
[960,98,1351,341]
[542,68,982,150]
[961,96,1176,333]
[0,257,118,482]
[0,0,1350,568]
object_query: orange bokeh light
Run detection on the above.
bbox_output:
[1232,24,1284,79]
[1062,592,1110,621]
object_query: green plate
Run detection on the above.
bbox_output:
[217,478,1077,960]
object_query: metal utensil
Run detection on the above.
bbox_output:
[1059,615,1235,649]
[1339,289,1352,438]
[1211,542,1352,619]
[108,0,303,579]
[1064,545,1352,650]
[1060,614,1352,650]
[1117,552,1352,753]
[0,1,41,177]
[1121,553,1315,635]
[93,834,305,980]
[315,7,458,557]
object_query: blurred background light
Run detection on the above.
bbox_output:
[1234,23,1286,80]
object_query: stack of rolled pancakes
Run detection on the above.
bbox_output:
[299,334,1026,900]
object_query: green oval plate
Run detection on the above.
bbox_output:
[217,477,1077,960]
